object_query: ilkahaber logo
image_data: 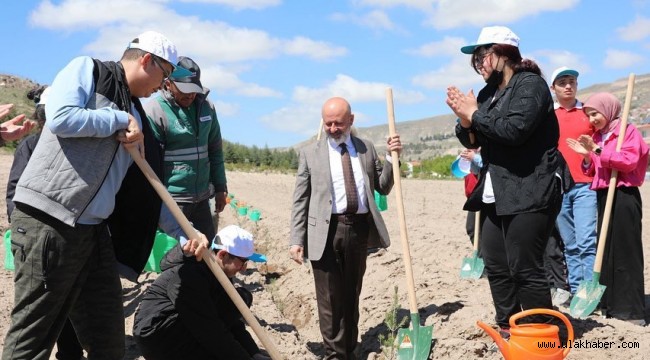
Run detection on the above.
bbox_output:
[400,334,413,349]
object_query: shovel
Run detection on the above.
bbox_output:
[569,73,635,319]
[460,211,484,279]
[126,146,283,360]
[386,88,433,360]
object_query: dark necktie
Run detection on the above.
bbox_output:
[340,143,359,214]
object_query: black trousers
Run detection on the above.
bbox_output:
[481,201,560,328]
[55,319,82,360]
[311,215,370,360]
[597,187,645,320]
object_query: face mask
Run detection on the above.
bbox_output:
[485,56,503,86]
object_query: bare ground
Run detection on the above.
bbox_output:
[0,150,648,359]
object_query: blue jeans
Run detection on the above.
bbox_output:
[556,183,598,294]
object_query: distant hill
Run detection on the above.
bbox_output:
[296,73,650,161]
[2,72,649,161]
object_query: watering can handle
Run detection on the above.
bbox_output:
[510,309,574,358]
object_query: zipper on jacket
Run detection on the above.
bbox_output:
[10,240,26,262]
[41,235,52,290]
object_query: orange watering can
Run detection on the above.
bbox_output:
[477,309,573,360]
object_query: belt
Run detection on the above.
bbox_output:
[332,213,369,225]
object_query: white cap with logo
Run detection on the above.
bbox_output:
[127,31,191,77]
[461,26,520,54]
[212,225,267,263]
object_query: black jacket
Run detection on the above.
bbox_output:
[6,133,40,221]
[456,71,573,215]
[133,246,259,359]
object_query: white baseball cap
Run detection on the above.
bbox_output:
[551,66,579,85]
[127,31,191,78]
[461,26,520,54]
[212,225,266,263]
[38,87,51,105]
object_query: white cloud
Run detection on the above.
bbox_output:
[406,36,466,57]
[357,0,580,29]
[531,49,591,82]
[330,10,401,32]
[212,100,239,117]
[428,0,580,29]
[29,0,344,98]
[284,37,348,60]
[603,49,645,69]
[261,74,426,135]
[617,16,650,42]
[178,0,281,11]
[411,59,481,91]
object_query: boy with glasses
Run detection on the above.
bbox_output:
[2,31,205,360]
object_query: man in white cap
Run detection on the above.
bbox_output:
[145,56,227,242]
[2,31,207,360]
[550,66,597,299]
[133,225,271,360]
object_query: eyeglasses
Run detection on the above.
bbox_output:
[150,55,171,83]
[473,50,493,70]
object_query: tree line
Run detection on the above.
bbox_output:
[223,140,299,171]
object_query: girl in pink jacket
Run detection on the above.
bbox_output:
[567,92,648,326]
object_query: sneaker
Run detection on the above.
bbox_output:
[552,288,571,307]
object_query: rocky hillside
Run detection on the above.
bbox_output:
[0,74,42,120]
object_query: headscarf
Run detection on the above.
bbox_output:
[583,92,621,134]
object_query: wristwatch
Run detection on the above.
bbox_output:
[594,147,602,155]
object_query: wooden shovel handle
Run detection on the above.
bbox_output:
[592,73,635,273]
[386,88,419,314]
[473,211,480,252]
[126,146,283,360]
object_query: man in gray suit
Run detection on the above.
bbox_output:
[289,97,402,360]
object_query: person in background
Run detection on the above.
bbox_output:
[459,148,482,247]
[548,66,596,305]
[567,92,647,326]
[2,31,208,360]
[145,56,227,241]
[0,103,35,146]
[133,225,271,360]
[289,96,402,360]
[446,25,572,338]
[5,85,84,360]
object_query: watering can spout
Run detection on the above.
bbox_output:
[477,321,511,360]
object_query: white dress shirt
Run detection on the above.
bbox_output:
[328,136,369,214]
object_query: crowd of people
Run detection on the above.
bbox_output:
[0,24,646,360]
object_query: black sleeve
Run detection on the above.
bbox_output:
[6,134,39,221]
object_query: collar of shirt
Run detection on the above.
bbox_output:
[327,134,355,154]
[554,100,583,111]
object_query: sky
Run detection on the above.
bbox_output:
[1,0,649,148]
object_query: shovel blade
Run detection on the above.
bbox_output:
[569,279,606,318]
[396,314,433,360]
[460,251,484,279]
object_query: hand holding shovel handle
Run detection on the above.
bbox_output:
[126,146,283,360]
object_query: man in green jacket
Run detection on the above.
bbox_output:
[145,56,227,241]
